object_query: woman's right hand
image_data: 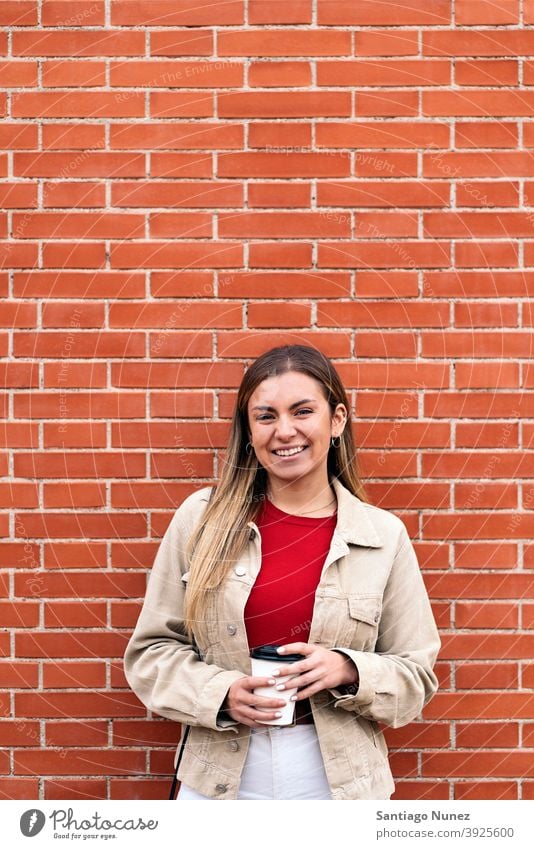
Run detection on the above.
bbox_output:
[223,675,288,727]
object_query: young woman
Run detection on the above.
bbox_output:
[124,344,441,800]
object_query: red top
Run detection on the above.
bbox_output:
[244,497,337,650]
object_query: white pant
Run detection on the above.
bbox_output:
[177,724,332,800]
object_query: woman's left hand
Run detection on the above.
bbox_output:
[270,642,359,700]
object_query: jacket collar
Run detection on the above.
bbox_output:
[246,477,383,548]
[330,477,383,547]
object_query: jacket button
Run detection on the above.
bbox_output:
[215,783,228,794]
[228,740,239,751]
[226,624,237,635]
[234,565,247,576]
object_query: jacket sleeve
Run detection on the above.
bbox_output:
[327,523,441,728]
[123,501,247,732]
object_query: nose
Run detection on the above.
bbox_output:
[274,415,298,439]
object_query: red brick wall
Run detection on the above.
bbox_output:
[1,0,533,801]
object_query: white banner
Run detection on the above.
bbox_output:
[2,799,532,849]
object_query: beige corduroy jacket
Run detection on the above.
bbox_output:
[123,477,441,800]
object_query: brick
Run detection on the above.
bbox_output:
[149,212,212,238]
[112,361,243,388]
[149,391,213,416]
[14,452,146,478]
[426,90,534,117]
[110,60,243,88]
[248,301,311,328]
[0,124,38,149]
[110,241,242,269]
[12,212,144,240]
[150,271,213,297]
[42,123,105,150]
[150,152,213,176]
[0,302,35,327]
[13,332,145,358]
[218,29,351,56]
[14,391,145,418]
[43,422,107,447]
[44,360,107,390]
[15,512,146,538]
[220,272,350,298]
[318,241,450,268]
[318,1,451,25]
[218,152,350,178]
[456,121,518,149]
[150,29,213,56]
[317,181,449,208]
[43,542,107,569]
[249,0,311,23]
[0,242,38,269]
[12,91,145,119]
[218,91,351,118]
[109,301,241,328]
[14,271,144,299]
[248,243,312,267]
[355,30,419,56]
[318,60,451,86]
[218,211,351,238]
[43,483,106,508]
[425,30,534,58]
[248,183,311,208]
[15,152,145,178]
[0,2,37,25]
[457,59,518,86]
[316,120,449,149]
[456,0,518,25]
[249,61,311,87]
[0,60,38,86]
[456,180,518,208]
[248,122,312,149]
[150,91,213,117]
[423,151,534,179]
[42,182,105,209]
[111,0,244,26]
[42,1,105,26]
[112,181,241,208]
[42,60,106,87]
[44,720,106,747]
[13,30,145,57]
[110,122,243,150]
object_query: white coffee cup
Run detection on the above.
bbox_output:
[250,645,305,726]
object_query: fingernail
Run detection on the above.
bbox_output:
[275,712,283,718]
[267,678,276,685]
[271,669,280,677]
[277,647,286,654]
[275,684,285,691]
[290,695,297,702]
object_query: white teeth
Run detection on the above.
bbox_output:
[273,446,306,457]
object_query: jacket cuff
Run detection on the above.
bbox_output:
[327,648,376,711]
[197,669,247,731]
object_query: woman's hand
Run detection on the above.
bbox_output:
[223,675,289,728]
[269,642,359,701]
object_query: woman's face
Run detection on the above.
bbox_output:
[246,371,347,487]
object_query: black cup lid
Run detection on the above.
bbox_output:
[250,645,305,663]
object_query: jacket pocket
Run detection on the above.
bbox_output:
[316,593,382,649]
[346,595,382,650]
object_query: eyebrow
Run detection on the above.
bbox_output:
[251,398,316,412]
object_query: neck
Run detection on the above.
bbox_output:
[266,474,337,517]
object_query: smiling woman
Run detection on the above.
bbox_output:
[123,344,441,801]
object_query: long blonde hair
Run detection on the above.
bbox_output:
[183,344,370,638]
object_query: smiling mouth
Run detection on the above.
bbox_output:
[271,445,308,457]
